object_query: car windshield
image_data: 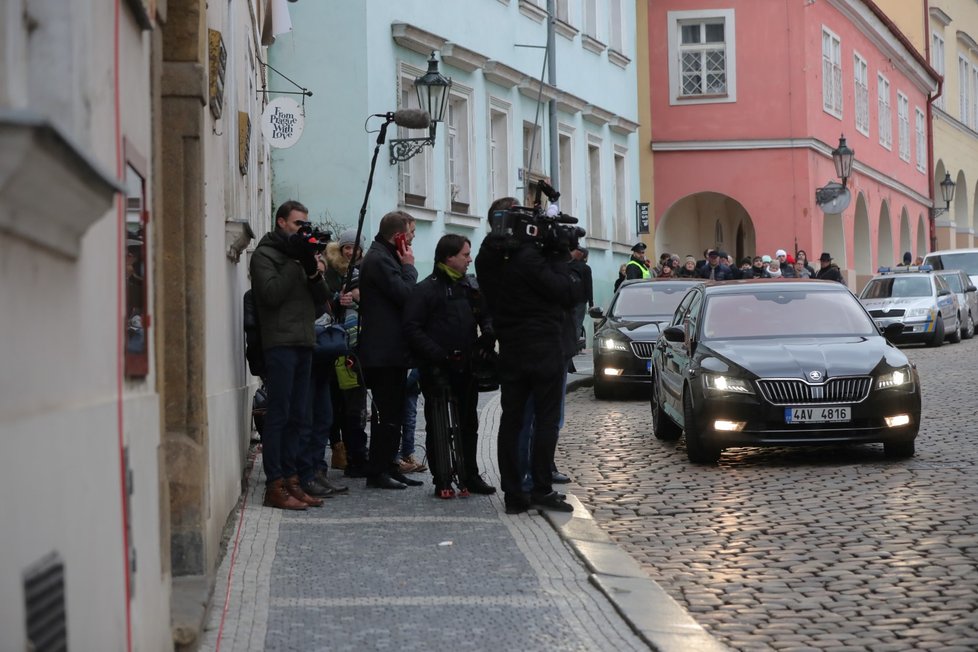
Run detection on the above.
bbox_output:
[859,276,932,299]
[924,252,978,276]
[612,284,689,318]
[939,273,964,293]
[701,290,877,339]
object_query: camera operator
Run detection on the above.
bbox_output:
[403,234,496,498]
[475,196,585,514]
[249,200,330,510]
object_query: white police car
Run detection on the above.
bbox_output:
[858,266,962,347]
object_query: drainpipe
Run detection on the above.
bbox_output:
[925,0,942,253]
[547,0,559,191]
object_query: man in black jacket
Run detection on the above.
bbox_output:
[404,234,496,498]
[357,211,420,490]
[250,200,330,510]
[476,197,585,514]
[815,252,846,284]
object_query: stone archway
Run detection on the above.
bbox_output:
[854,193,872,288]
[899,207,912,261]
[916,213,928,257]
[655,191,755,262]
[877,200,894,269]
[955,170,969,247]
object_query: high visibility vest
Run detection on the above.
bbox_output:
[626,259,650,279]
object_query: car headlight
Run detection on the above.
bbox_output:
[599,337,629,352]
[904,307,935,318]
[876,366,913,390]
[703,374,754,394]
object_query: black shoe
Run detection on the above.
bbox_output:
[530,491,574,513]
[465,475,496,495]
[366,473,406,490]
[551,471,571,484]
[504,493,530,515]
[300,479,334,498]
[314,469,349,494]
[389,470,423,487]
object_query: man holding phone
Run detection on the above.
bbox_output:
[357,211,420,489]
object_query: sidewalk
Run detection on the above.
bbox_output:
[198,364,725,652]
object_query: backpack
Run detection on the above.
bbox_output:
[243,289,265,378]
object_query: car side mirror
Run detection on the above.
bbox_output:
[588,306,604,319]
[662,325,685,343]
[938,289,950,297]
[882,322,904,339]
[967,285,977,293]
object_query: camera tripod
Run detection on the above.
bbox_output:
[427,384,470,499]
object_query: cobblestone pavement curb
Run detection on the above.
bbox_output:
[197,369,722,651]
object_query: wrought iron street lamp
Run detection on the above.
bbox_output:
[389,52,453,164]
[931,172,956,217]
[815,135,854,207]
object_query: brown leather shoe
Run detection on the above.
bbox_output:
[331,442,348,470]
[263,478,307,511]
[286,475,323,507]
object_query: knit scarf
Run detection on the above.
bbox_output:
[437,262,463,282]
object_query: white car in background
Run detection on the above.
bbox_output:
[934,269,978,340]
[923,248,978,287]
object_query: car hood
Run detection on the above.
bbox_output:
[860,297,932,310]
[701,337,904,379]
[601,319,669,341]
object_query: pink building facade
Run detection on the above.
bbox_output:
[648,0,940,289]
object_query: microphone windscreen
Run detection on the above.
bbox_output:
[392,109,431,129]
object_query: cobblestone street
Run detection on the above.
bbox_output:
[557,340,978,652]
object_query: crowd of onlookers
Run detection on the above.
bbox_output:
[615,242,847,290]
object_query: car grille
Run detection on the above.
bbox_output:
[867,309,905,318]
[629,341,656,359]
[757,377,873,405]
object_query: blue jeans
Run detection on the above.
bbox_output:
[401,368,421,458]
[262,346,313,484]
[297,364,333,484]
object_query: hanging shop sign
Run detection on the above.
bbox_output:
[261,97,304,149]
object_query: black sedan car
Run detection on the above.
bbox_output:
[590,279,701,399]
[650,279,921,463]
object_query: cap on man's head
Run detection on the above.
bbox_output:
[717,250,729,259]
[707,249,719,257]
[741,256,753,266]
[761,254,772,263]
[631,242,647,252]
[775,249,787,258]
[819,252,833,262]
[902,251,912,264]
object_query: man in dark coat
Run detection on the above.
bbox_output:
[697,249,735,280]
[815,252,846,284]
[249,200,330,510]
[403,234,496,498]
[357,210,420,490]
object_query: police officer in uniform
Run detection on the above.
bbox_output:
[624,242,651,280]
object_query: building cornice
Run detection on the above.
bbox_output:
[930,7,952,28]
[652,137,932,206]
[440,42,488,73]
[390,22,445,56]
[483,60,523,88]
[827,0,939,95]
[956,31,978,56]
[933,105,978,142]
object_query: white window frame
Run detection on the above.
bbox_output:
[897,91,910,162]
[523,121,544,176]
[667,9,737,105]
[972,64,978,129]
[488,97,511,205]
[854,52,869,136]
[397,63,431,208]
[959,54,969,125]
[878,73,892,150]
[822,27,843,119]
[613,145,629,244]
[583,0,599,39]
[586,135,604,239]
[558,125,575,221]
[446,87,473,214]
[555,0,571,24]
[932,32,946,109]
[915,107,926,173]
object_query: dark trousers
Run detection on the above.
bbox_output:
[364,366,408,477]
[262,346,313,483]
[328,371,369,468]
[497,346,564,499]
[421,368,480,485]
[296,365,333,484]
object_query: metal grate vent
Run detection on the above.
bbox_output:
[629,341,657,359]
[24,552,67,652]
[757,376,872,405]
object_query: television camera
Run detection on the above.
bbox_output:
[488,179,585,253]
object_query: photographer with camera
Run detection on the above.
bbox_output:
[403,234,496,498]
[249,200,330,510]
[475,192,585,514]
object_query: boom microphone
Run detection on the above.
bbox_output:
[373,109,431,129]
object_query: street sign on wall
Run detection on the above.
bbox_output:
[636,202,650,234]
[261,97,304,149]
